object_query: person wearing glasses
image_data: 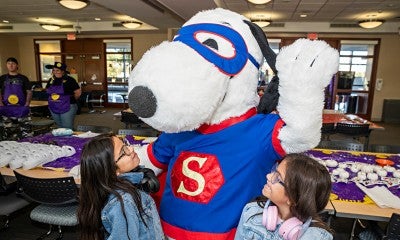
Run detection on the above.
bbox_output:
[235,153,333,240]
[78,134,164,240]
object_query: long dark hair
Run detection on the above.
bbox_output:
[78,134,147,240]
[256,153,332,231]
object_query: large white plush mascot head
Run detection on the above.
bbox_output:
[128,8,276,133]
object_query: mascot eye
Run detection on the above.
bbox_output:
[202,39,218,50]
[195,32,236,59]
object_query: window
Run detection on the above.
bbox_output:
[259,39,281,86]
[104,39,132,104]
[336,40,378,114]
[339,40,377,91]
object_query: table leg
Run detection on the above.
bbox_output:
[350,219,357,240]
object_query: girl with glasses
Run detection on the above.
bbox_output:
[78,134,164,240]
[235,153,333,240]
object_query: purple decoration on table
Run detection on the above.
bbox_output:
[20,133,92,171]
[124,135,147,146]
[305,149,400,202]
[19,134,150,172]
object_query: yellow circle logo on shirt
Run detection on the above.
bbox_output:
[51,93,60,100]
[8,94,19,105]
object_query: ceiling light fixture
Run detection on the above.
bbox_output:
[358,19,384,29]
[247,0,272,4]
[121,21,142,29]
[40,24,61,31]
[57,0,89,10]
[251,19,271,28]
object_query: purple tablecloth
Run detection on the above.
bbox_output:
[20,133,150,171]
[305,149,400,202]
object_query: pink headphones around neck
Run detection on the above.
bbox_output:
[262,200,311,240]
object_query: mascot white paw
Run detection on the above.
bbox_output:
[127,8,338,240]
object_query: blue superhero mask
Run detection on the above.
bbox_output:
[173,23,259,76]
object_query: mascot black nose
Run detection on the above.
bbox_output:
[128,86,157,118]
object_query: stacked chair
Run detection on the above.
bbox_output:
[335,123,371,150]
[317,140,364,152]
[118,128,160,137]
[318,122,370,151]
[321,122,335,141]
[76,124,113,134]
[368,144,400,154]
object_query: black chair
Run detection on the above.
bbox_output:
[13,171,79,240]
[118,128,160,137]
[120,111,146,128]
[76,124,113,134]
[30,119,56,135]
[368,144,400,154]
[358,213,400,240]
[86,90,106,113]
[0,172,31,229]
[384,213,400,240]
[321,122,335,141]
[317,140,364,152]
[335,123,371,150]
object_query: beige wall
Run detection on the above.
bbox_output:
[373,35,400,121]
[132,33,166,66]
[0,37,20,74]
[1,32,398,121]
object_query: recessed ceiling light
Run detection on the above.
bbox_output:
[40,24,61,31]
[247,0,272,4]
[95,18,101,21]
[3,20,9,23]
[251,19,271,28]
[300,14,307,18]
[57,0,89,10]
[121,21,142,29]
[358,19,384,29]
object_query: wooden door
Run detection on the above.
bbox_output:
[62,39,105,92]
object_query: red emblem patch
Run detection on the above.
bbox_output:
[171,151,224,203]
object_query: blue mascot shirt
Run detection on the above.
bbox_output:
[147,109,285,240]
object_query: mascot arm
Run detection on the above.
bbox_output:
[134,144,164,175]
[276,39,339,153]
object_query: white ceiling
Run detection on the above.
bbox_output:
[0,0,399,35]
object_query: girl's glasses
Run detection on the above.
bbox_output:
[116,138,134,163]
[269,163,286,187]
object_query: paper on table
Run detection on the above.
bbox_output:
[356,183,400,209]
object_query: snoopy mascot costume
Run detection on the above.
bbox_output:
[128,8,338,240]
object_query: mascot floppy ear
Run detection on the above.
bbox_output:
[258,75,279,114]
[244,20,279,114]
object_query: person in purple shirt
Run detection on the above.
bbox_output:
[0,57,32,117]
[0,57,32,139]
[45,62,81,130]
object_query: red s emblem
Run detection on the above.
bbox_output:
[171,151,224,203]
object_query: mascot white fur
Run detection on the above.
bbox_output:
[128,8,338,240]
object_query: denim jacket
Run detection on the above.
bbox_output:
[101,172,164,240]
[235,202,333,240]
